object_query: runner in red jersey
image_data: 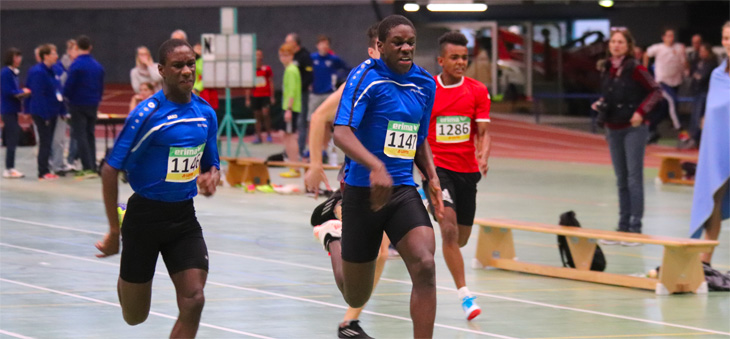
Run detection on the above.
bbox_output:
[425,31,492,321]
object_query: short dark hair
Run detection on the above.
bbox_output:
[38,44,56,62]
[76,35,92,51]
[317,35,330,43]
[3,48,21,66]
[287,32,301,46]
[438,31,468,55]
[367,22,379,49]
[662,27,676,36]
[377,15,415,43]
[158,39,193,66]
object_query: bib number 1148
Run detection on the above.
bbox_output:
[384,121,418,159]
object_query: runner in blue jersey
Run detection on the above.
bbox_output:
[95,39,220,338]
[314,15,444,338]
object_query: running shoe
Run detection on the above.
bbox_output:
[75,169,98,180]
[39,173,59,181]
[279,169,301,178]
[461,296,481,321]
[117,203,127,227]
[3,168,25,178]
[598,239,620,245]
[313,219,342,252]
[621,241,641,247]
[255,184,275,193]
[266,134,273,143]
[337,320,373,338]
[252,137,262,145]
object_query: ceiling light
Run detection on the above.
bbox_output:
[426,3,488,12]
[404,3,420,12]
[598,0,614,8]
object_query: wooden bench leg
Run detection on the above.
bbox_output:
[658,158,682,184]
[657,246,707,295]
[474,226,515,268]
[226,162,244,186]
[565,237,597,271]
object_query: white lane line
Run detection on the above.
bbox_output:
[4,217,729,336]
[0,277,273,339]
[0,243,513,338]
[0,329,34,339]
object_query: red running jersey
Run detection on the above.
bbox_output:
[427,75,491,173]
[252,65,273,97]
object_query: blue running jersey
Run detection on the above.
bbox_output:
[106,90,220,202]
[334,58,435,187]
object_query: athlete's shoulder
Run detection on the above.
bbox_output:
[412,64,436,91]
[192,93,216,117]
[346,58,380,84]
[463,76,488,92]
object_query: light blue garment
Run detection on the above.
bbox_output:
[690,60,730,238]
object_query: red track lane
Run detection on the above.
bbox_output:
[97,84,696,168]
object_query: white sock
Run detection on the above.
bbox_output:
[458,286,472,300]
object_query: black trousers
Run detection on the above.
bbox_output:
[31,115,57,177]
[2,113,20,169]
[69,104,98,171]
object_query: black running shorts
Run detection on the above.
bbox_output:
[120,194,209,283]
[275,111,300,134]
[424,167,481,226]
[251,96,271,111]
[341,184,432,263]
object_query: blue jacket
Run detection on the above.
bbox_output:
[311,52,349,94]
[1,66,23,114]
[26,63,64,120]
[63,54,104,106]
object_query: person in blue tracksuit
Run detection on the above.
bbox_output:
[1,48,31,178]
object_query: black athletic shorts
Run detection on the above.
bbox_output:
[251,96,271,111]
[275,111,299,134]
[424,167,481,226]
[341,184,432,263]
[120,193,209,283]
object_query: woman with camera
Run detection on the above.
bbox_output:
[592,28,662,244]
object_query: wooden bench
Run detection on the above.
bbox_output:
[472,218,719,295]
[221,156,340,186]
[652,152,698,186]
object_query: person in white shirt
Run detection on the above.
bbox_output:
[643,28,686,143]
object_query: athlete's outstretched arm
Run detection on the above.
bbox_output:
[333,125,392,211]
[414,142,444,220]
[305,83,345,196]
[96,163,121,258]
[476,122,491,177]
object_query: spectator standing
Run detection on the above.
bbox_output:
[50,39,78,176]
[310,35,348,163]
[63,35,104,178]
[593,28,662,243]
[285,33,313,157]
[686,43,718,148]
[130,46,163,93]
[690,21,730,265]
[644,28,686,142]
[1,48,31,178]
[245,49,275,144]
[278,43,302,178]
[27,44,64,180]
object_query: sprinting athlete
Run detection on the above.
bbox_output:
[95,39,220,338]
[425,31,492,321]
[305,23,392,339]
[313,15,443,338]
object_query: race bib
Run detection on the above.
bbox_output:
[255,75,266,88]
[436,116,470,143]
[166,144,205,182]
[384,121,418,159]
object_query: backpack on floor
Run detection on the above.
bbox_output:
[557,211,606,272]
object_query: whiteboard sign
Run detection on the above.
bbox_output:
[200,33,256,88]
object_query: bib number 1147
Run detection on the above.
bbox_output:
[384,121,418,159]
[166,143,205,182]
